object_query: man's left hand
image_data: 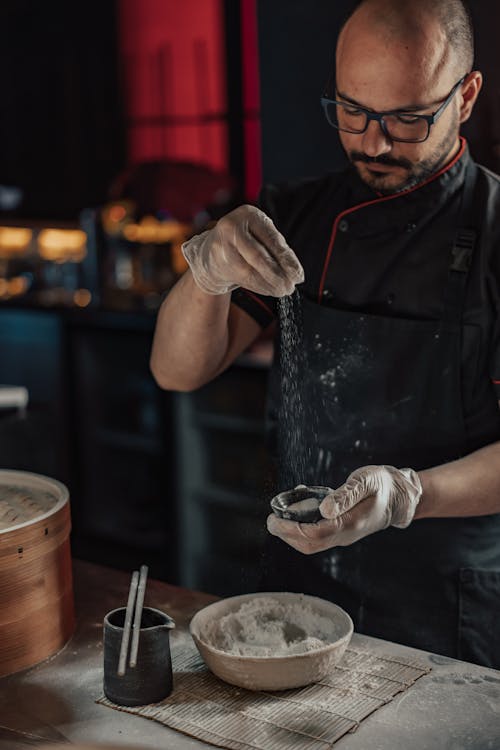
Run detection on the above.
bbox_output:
[266,465,423,554]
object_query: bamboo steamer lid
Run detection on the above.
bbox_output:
[0,469,75,677]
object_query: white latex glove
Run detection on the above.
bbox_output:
[266,465,423,555]
[181,204,304,296]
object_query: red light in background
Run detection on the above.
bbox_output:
[117,0,262,200]
[117,0,228,171]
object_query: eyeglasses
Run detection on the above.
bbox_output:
[321,76,466,143]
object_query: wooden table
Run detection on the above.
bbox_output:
[0,559,499,749]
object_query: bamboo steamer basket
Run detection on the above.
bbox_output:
[0,469,75,677]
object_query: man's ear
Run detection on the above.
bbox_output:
[459,71,483,124]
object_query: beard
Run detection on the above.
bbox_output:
[347,114,460,195]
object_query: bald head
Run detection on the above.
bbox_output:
[330,0,481,195]
[338,0,474,79]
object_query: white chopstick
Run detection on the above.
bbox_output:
[117,570,139,676]
[129,564,149,668]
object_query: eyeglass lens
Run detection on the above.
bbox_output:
[324,101,429,142]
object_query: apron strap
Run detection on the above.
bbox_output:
[441,162,479,325]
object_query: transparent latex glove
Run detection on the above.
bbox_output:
[181,204,304,296]
[266,465,422,555]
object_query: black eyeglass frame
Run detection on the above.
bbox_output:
[320,75,467,143]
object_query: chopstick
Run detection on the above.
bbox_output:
[117,570,139,676]
[129,564,149,668]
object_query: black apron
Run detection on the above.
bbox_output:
[264,162,500,668]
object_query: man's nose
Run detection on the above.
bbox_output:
[361,118,392,157]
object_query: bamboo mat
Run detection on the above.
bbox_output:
[98,632,431,749]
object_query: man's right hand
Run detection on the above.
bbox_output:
[181,204,305,297]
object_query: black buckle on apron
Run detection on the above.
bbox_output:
[451,229,476,273]
[442,165,478,325]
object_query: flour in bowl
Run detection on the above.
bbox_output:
[202,595,339,657]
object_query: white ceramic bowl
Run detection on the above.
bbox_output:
[189,592,353,691]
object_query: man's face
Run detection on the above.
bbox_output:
[335,23,462,194]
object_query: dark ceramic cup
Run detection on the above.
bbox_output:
[270,485,333,523]
[103,606,175,706]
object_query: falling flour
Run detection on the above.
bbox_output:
[277,292,316,487]
[201,596,339,657]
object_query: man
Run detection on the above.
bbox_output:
[151,0,500,668]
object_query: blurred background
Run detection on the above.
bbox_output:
[0,0,498,595]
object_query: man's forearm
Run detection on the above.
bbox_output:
[416,441,500,519]
[150,270,231,391]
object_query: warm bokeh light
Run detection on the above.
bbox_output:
[7,276,29,296]
[101,200,135,236]
[38,229,88,262]
[109,205,128,222]
[0,275,30,299]
[122,216,190,244]
[73,289,92,307]
[0,227,33,255]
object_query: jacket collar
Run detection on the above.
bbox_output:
[346,136,470,212]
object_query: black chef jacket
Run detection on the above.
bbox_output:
[232,138,500,454]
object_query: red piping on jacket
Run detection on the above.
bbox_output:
[317,137,467,303]
[242,289,275,318]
